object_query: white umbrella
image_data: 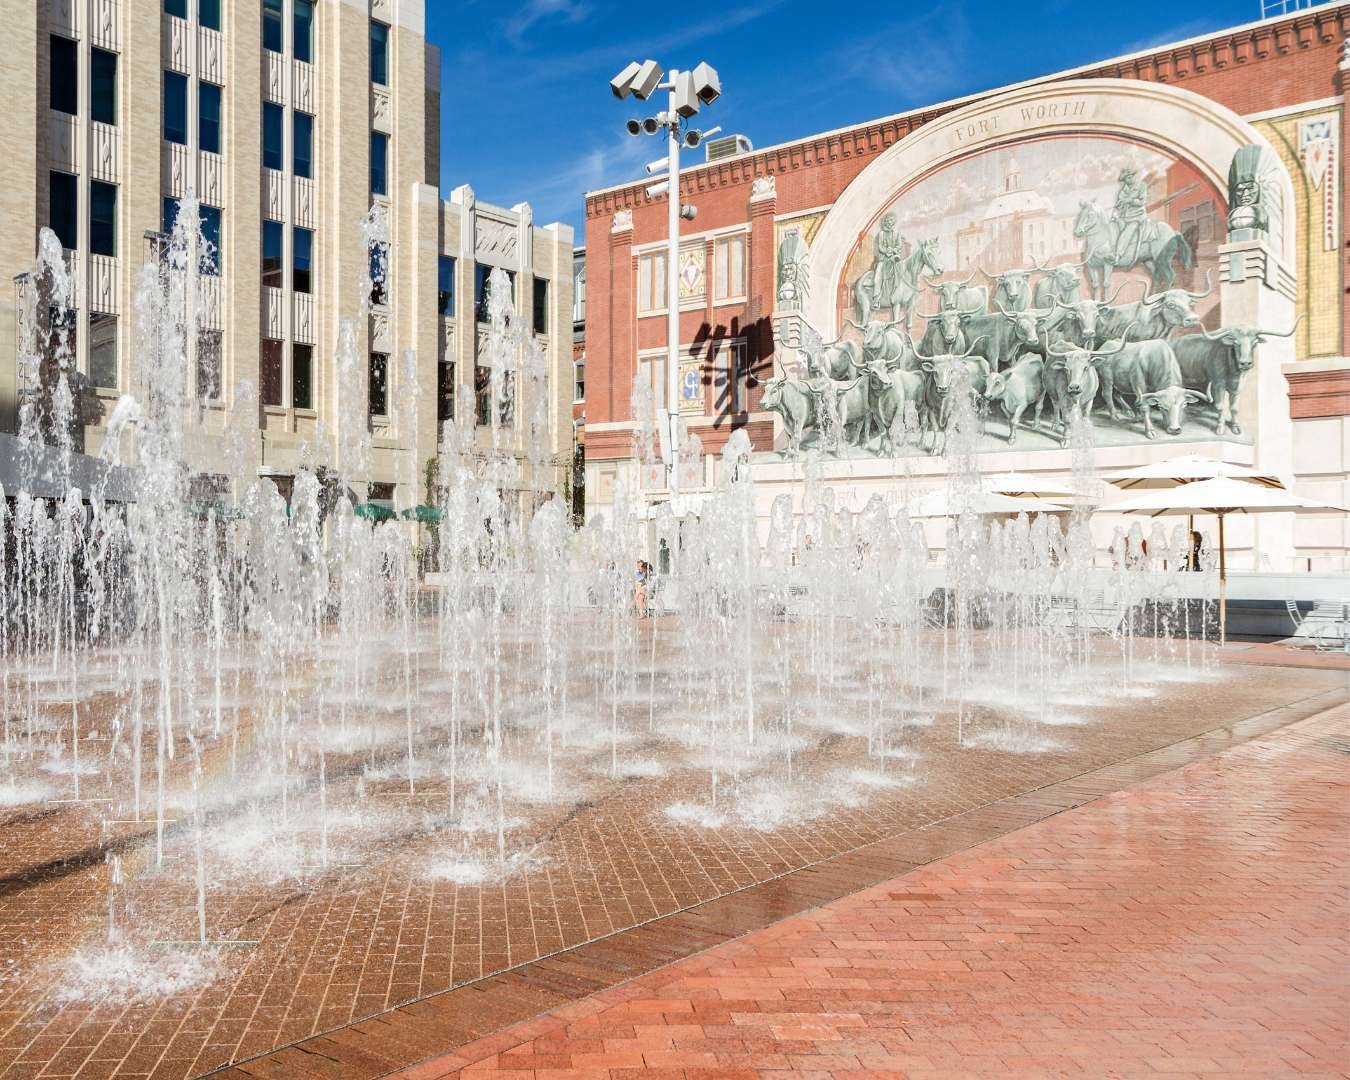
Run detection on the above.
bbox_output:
[985,470,1109,503]
[1106,476,1347,644]
[907,489,1070,519]
[1101,454,1286,490]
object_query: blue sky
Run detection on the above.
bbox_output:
[430,0,1261,243]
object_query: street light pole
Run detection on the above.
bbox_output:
[665,71,681,498]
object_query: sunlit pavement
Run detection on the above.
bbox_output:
[389,702,1349,1079]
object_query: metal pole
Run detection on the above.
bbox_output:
[666,72,681,497]
[1218,512,1227,647]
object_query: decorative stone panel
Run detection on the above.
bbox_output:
[50,0,77,39]
[264,286,285,339]
[198,276,222,331]
[90,121,118,182]
[371,85,392,134]
[165,17,189,74]
[164,141,188,198]
[48,112,79,174]
[263,51,286,104]
[91,0,119,49]
[199,27,223,84]
[198,150,222,207]
[88,256,118,315]
[371,0,391,20]
[441,320,454,359]
[293,176,315,228]
[293,60,313,114]
[294,294,315,344]
[263,168,285,221]
[370,310,392,352]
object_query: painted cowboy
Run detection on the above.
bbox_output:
[869,213,905,313]
[1112,167,1149,266]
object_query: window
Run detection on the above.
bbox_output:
[637,251,667,313]
[260,338,283,405]
[48,172,77,249]
[262,102,284,170]
[162,196,180,236]
[573,358,584,402]
[197,329,222,400]
[474,265,514,322]
[369,132,388,195]
[199,82,222,155]
[638,353,667,411]
[165,0,186,16]
[532,277,548,335]
[714,234,746,300]
[89,181,117,257]
[370,21,389,85]
[261,220,283,288]
[262,0,283,53]
[199,204,221,274]
[573,262,585,325]
[292,343,313,409]
[713,339,747,414]
[368,241,388,306]
[437,255,455,317]
[369,352,388,417]
[89,313,117,389]
[293,0,313,63]
[293,227,312,293]
[293,111,313,178]
[437,361,455,424]
[474,365,491,426]
[199,0,220,31]
[50,36,77,115]
[91,48,117,126]
[163,71,188,144]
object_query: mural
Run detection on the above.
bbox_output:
[764,134,1298,460]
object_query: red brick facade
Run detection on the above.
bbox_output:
[582,7,1349,463]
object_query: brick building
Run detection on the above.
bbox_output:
[582,6,1350,569]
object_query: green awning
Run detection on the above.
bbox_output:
[353,502,396,522]
[400,504,443,523]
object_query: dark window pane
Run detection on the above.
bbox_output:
[292,343,313,409]
[293,111,313,178]
[91,48,117,126]
[474,264,489,321]
[199,82,222,155]
[199,0,220,30]
[369,241,388,306]
[165,0,186,16]
[293,227,312,293]
[197,329,222,399]
[262,102,284,170]
[369,352,388,416]
[293,0,313,63]
[48,172,77,249]
[162,196,180,236]
[261,220,283,289]
[532,277,548,334]
[437,361,455,424]
[89,313,117,388]
[438,255,455,317]
[474,365,490,426]
[370,21,388,85]
[199,204,221,275]
[369,132,387,195]
[262,0,283,53]
[260,338,283,405]
[89,180,117,257]
[163,71,188,144]
[50,36,78,114]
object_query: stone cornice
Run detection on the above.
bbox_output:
[584,5,1347,222]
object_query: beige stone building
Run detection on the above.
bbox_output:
[0,0,573,512]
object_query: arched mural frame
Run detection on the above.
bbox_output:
[803,77,1298,338]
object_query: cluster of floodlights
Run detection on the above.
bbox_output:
[611,58,721,148]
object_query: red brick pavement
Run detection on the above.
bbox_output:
[388,705,1350,1079]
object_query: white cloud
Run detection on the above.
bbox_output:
[503,0,592,47]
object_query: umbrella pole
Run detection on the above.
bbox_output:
[1218,513,1227,647]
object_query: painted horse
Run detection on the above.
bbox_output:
[1073,201,1193,300]
[853,237,942,327]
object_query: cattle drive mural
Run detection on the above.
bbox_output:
[762,134,1297,461]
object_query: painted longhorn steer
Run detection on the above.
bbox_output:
[983,355,1045,446]
[1172,319,1300,435]
[803,337,864,381]
[917,306,968,357]
[847,318,916,371]
[760,375,818,458]
[833,371,876,448]
[982,267,1034,312]
[1031,261,1084,309]
[865,363,924,456]
[913,338,988,456]
[1093,338,1208,439]
[1039,281,1132,349]
[1096,271,1212,344]
[918,304,1037,372]
[1041,341,1111,447]
[923,270,988,314]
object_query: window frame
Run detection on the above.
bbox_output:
[261,219,284,289]
[292,0,314,63]
[262,101,284,171]
[370,21,389,85]
[293,226,313,294]
[48,171,78,250]
[198,81,222,155]
[89,312,118,389]
[369,131,388,196]
[199,0,221,31]
[437,255,455,317]
[292,342,313,410]
[532,276,549,335]
[199,204,222,275]
[636,250,667,315]
[90,47,117,126]
[197,328,223,402]
[50,36,78,115]
[260,337,284,406]
[88,180,117,258]
[163,70,188,145]
[292,111,314,178]
[369,351,389,419]
[262,0,284,54]
[714,233,747,303]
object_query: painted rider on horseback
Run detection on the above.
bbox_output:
[870,213,904,311]
[1112,167,1149,267]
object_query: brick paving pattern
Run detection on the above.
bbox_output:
[389,703,1350,1080]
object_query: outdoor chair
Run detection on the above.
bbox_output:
[1286,598,1350,652]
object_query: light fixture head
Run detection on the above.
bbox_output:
[610,61,642,100]
[672,71,699,118]
[644,157,668,175]
[680,204,697,221]
[683,128,702,149]
[629,59,664,101]
[691,61,721,106]
[645,180,670,199]
[625,118,642,136]
[641,116,660,135]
